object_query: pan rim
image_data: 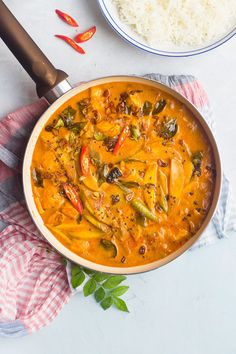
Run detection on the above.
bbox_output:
[23,75,222,275]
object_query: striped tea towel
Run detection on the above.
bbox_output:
[0,74,235,338]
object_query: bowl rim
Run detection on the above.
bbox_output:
[98,0,236,57]
[23,75,222,274]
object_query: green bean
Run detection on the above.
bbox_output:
[115,181,132,195]
[131,199,158,222]
[83,211,111,234]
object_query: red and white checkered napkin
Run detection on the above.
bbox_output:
[0,74,235,337]
[0,99,71,337]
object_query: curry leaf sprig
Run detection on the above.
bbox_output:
[71,264,129,312]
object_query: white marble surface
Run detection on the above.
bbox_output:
[0,0,236,353]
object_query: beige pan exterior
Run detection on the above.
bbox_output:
[23,76,222,274]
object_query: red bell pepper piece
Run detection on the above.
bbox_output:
[63,183,83,214]
[55,9,78,27]
[80,145,91,176]
[113,125,129,155]
[75,26,96,43]
[55,35,85,54]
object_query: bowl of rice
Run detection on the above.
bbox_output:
[98,0,236,57]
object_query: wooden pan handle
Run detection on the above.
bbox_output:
[0,0,68,98]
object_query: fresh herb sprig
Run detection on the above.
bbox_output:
[71,264,129,312]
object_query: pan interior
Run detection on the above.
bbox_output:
[23,76,221,274]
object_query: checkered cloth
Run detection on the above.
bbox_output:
[0,74,235,338]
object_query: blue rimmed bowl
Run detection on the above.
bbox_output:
[98,0,236,57]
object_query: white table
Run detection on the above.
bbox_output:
[1,0,236,353]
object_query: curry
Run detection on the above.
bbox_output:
[31,82,215,267]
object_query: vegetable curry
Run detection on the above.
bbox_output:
[31,82,215,267]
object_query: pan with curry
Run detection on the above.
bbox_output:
[30,80,218,269]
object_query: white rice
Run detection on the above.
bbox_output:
[112,0,236,50]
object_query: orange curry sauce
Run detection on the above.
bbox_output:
[31,82,215,267]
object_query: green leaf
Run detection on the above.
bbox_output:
[159,118,177,139]
[54,117,65,129]
[152,99,166,115]
[71,270,85,289]
[83,278,97,297]
[94,287,106,302]
[100,296,113,310]
[143,101,153,115]
[94,131,106,141]
[113,297,129,312]
[71,264,81,277]
[110,286,129,297]
[71,264,86,289]
[93,272,110,283]
[60,257,67,266]
[68,122,87,135]
[103,275,126,290]
[83,268,95,275]
[60,106,76,126]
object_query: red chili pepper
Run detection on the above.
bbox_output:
[80,145,91,176]
[55,35,85,54]
[55,9,78,27]
[75,26,97,43]
[63,183,83,214]
[113,125,129,155]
